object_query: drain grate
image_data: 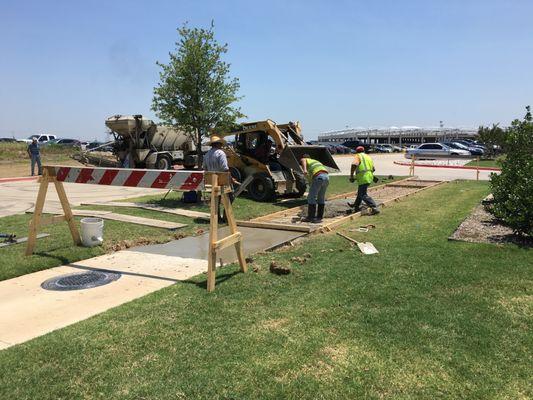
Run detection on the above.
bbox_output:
[41,270,121,291]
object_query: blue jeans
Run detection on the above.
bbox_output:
[31,155,42,176]
[308,173,329,205]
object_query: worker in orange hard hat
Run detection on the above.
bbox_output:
[348,146,380,214]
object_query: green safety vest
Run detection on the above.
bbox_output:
[306,158,328,181]
[356,153,374,185]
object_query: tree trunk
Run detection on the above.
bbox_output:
[196,127,203,169]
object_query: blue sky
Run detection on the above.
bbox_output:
[1,0,532,140]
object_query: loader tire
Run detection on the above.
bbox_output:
[156,155,172,170]
[248,173,275,202]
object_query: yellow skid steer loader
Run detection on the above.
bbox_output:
[219,120,339,201]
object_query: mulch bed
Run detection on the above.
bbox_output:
[450,204,531,247]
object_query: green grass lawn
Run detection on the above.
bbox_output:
[0,142,77,163]
[0,180,531,399]
[0,176,395,281]
[465,157,504,168]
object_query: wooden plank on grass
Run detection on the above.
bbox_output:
[80,201,210,219]
[70,210,187,230]
[236,220,312,233]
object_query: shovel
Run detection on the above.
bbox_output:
[336,232,379,255]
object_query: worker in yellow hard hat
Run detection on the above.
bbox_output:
[300,153,329,223]
[348,146,379,214]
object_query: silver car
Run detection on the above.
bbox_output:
[405,143,470,159]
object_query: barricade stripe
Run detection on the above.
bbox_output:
[179,172,204,191]
[56,167,71,182]
[99,169,119,185]
[151,171,174,189]
[123,170,146,187]
[75,168,95,184]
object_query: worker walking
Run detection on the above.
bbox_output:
[349,146,380,214]
[300,154,329,223]
[203,135,235,222]
[27,137,42,176]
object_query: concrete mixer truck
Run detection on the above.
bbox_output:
[103,114,198,169]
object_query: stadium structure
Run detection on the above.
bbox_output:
[317,126,478,145]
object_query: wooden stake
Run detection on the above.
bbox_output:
[207,174,219,292]
[25,171,50,255]
[220,191,247,273]
[476,156,480,181]
[53,179,81,245]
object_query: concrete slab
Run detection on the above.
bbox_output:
[130,226,304,261]
[0,226,305,349]
[0,251,207,348]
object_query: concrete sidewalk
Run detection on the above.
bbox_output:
[0,180,166,218]
[0,227,304,349]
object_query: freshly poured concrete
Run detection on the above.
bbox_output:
[131,226,304,261]
[0,227,304,349]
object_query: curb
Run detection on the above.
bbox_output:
[0,176,39,183]
[393,161,501,171]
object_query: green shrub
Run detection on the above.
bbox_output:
[489,107,533,236]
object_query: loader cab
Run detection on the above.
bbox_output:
[235,131,275,165]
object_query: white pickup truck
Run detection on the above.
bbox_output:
[18,134,57,144]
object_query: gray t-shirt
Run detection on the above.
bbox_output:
[202,148,229,172]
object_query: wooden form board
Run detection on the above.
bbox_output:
[250,176,416,223]
[80,201,210,219]
[70,210,187,230]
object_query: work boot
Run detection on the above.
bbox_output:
[314,204,325,223]
[370,207,380,215]
[302,204,316,222]
[347,201,361,213]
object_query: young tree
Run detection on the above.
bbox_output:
[490,106,533,236]
[152,23,244,167]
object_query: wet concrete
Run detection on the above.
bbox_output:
[129,226,305,262]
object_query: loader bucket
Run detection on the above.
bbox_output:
[278,145,340,173]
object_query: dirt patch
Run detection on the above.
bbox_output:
[450,205,532,246]
[261,318,290,330]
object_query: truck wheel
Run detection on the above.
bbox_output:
[156,155,172,170]
[248,173,275,202]
[295,172,307,197]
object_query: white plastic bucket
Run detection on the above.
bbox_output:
[80,218,104,247]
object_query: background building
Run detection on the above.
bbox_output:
[317,126,478,145]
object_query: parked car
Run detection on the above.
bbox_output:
[0,138,17,143]
[455,140,486,151]
[18,134,57,144]
[405,143,470,159]
[374,144,393,153]
[325,144,337,154]
[342,140,372,153]
[442,141,484,156]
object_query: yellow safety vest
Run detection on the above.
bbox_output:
[306,158,328,181]
[356,153,374,185]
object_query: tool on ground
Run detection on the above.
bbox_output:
[336,232,379,255]
[1,233,17,243]
[0,233,49,248]
[233,175,254,197]
[349,224,376,233]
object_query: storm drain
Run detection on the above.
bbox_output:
[41,270,121,291]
